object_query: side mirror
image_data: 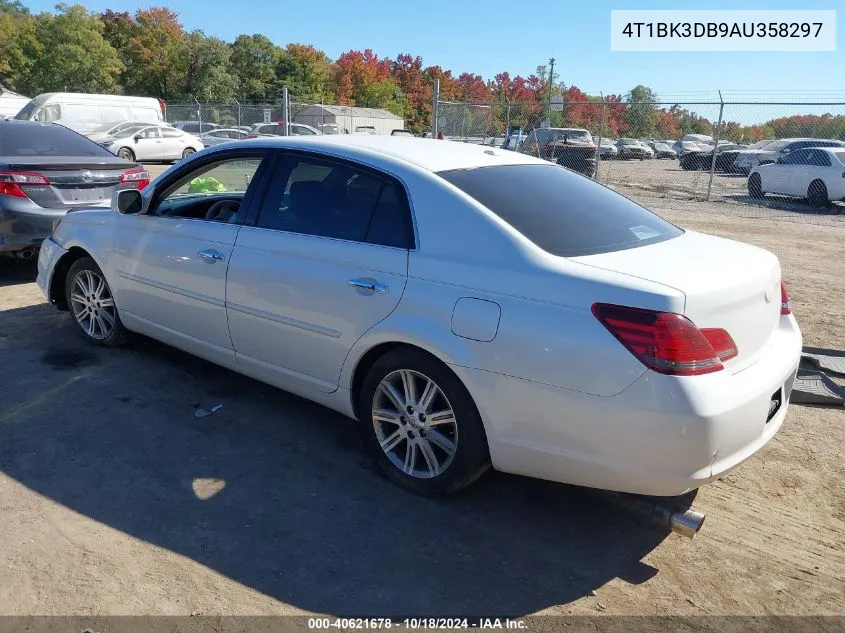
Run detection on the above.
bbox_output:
[112,188,143,215]
[134,135,142,143]
[776,157,784,164]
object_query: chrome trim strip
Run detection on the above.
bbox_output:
[117,271,225,307]
[226,301,342,338]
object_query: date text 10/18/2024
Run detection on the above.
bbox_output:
[308,618,528,629]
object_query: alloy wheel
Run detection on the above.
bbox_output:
[372,369,458,479]
[70,269,116,340]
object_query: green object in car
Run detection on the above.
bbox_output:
[188,177,227,193]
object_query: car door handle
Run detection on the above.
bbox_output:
[347,278,388,294]
[198,248,225,263]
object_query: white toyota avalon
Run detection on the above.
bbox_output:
[37,135,802,497]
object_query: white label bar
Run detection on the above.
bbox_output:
[611,10,836,51]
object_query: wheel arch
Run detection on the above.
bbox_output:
[343,326,483,424]
[50,245,96,310]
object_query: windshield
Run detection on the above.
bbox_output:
[763,140,790,152]
[549,129,592,143]
[0,123,115,157]
[619,138,638,145]
[438,164,682,257]
[14,99,38,120]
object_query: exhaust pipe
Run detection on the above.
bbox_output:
[16,248,35,260]
[598,492,706,539]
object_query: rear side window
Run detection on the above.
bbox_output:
[833,151,845,163]
[438,164,683,257]
[256,155,413,248]
[0,123,114,157]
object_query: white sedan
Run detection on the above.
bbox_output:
[749,147,845,207]
[102,125,204,162]
[36,136,802,497]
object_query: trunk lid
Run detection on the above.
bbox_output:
[572,231,782,371]
[3,156,137,209]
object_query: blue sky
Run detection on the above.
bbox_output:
[25,0,845,102]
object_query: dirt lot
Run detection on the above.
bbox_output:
[0,186,843,619]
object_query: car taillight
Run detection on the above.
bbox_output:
[120,168,150,191]
[0,171,50,198]
[780,281,791,315]
[700,328,738,362]
[591,303,725,376]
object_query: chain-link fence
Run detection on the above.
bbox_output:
[434,99,845,225]
[165,94,409,137]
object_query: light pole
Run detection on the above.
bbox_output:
[548,57,556,123]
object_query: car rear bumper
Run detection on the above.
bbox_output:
[459,314,802,496]
[0,204,67,253]
[556,156,597,177]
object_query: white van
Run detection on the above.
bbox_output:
[14,93,163,134]
[0,88,30,119]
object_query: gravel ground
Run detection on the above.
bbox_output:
[0,173,842,619]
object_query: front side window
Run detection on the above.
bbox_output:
[138,127,161,139]
[439,164,682,257]
[152,156,264,221]
[37,104,61,122]
[255,155,413,247]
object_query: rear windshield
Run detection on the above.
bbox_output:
[438,164,683,257]
[0,123,113,157]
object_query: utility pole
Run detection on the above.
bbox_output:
[547,57,556,122]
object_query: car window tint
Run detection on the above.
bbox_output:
[257,157,394,243]
[140,127,161,139]
[810,150,831,166]
[161,128,181,138]
[0,123,114,157]
[439,164,683,257]
[365,182,413,248]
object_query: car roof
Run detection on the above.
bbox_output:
[216,135,546,172]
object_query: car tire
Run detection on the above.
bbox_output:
[117,147,135,161]
[182,148,196,159]
[748,173,765,199]
[65,257,128,348]
[807,180,829,209]
[359,348,490,497]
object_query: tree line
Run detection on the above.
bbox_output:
[2,1,843,139]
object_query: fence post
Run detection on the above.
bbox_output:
[506,99,511,134]
[194,98,201,131]
[282,87,290,136]
[235,99,241,129]
[431,79,439,138]
[706,92,725,202]
[595,97,606,181]
[461,100,468,140]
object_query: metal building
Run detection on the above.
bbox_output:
[295,104,404,136]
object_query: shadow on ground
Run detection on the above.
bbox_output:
[0,302,672,617]
[0,258,37,288]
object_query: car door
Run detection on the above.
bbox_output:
[108,150,271,367]
[132,127,163,161]
[160,127,185,158]
[763,149,804,195]
[804,149,832,196]
[225,151,412,396]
